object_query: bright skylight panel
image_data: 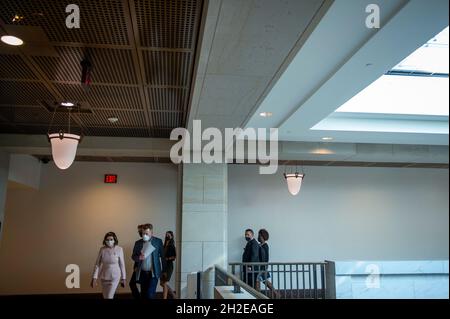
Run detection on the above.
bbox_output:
[392,26,449,74]
[336,27,449,117]
[336,75,449,116]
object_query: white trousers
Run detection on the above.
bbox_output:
[101,278,120,299]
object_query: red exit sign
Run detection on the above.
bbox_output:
[104,174,118,184]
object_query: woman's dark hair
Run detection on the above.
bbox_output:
[103,232,118,246]
[258,229,269,241]
[137,224,144,237]
[165,231,175,246]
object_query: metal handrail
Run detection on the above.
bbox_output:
[214,265,269,299]
[228,261,336,299]
[230,262,328,266]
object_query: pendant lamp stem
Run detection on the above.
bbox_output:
[68,108,71,134]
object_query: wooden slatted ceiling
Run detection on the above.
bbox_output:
[0,0,204,137]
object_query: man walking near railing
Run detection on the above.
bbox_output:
[242,228,260,287]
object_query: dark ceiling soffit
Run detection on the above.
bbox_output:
[32,155,449,169]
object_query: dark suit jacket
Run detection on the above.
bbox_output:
[242,238,260,263]
[132,237,165,279]
[132,239,142,271]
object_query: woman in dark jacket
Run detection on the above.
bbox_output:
[160,231,176,299]
[256,229,278,298]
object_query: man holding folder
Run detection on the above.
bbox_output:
[131,223,165,299]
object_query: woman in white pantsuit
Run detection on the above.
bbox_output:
[91,232,126,299]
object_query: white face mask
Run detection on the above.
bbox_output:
[142,234,151,242]
[106,240,115,247]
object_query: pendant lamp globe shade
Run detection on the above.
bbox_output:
[284,173,305,196]
[48,133,81,169]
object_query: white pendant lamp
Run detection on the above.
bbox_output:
[283,166,305,196]
[48,132,81,169]
[47,104,82,170]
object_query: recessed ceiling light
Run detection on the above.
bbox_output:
[259,112,273,117]
[108,117,119,123]
[321,137,333,141]
[12,14,24,22]
[60,101,75,107]
[1,35,24,46]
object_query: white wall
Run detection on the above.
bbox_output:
[8,154,41,190]
[0,161,178,295]
[228,165,449,263]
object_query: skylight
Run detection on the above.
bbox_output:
[392,26,449,74]
[336,75,449,116]
[336,26,449,117]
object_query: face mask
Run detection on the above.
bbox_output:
[106,240,114,247]
[245,237,251,242]
[142,234,151,242]
[166,235,171,240]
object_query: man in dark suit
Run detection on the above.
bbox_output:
[242,228,260,287]
[131,223,165,299]
[129,224,144,299]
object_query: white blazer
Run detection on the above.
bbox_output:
[92,245,126,281]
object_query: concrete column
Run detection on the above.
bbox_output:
[0,151,10,243]
[178,163,228,299]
